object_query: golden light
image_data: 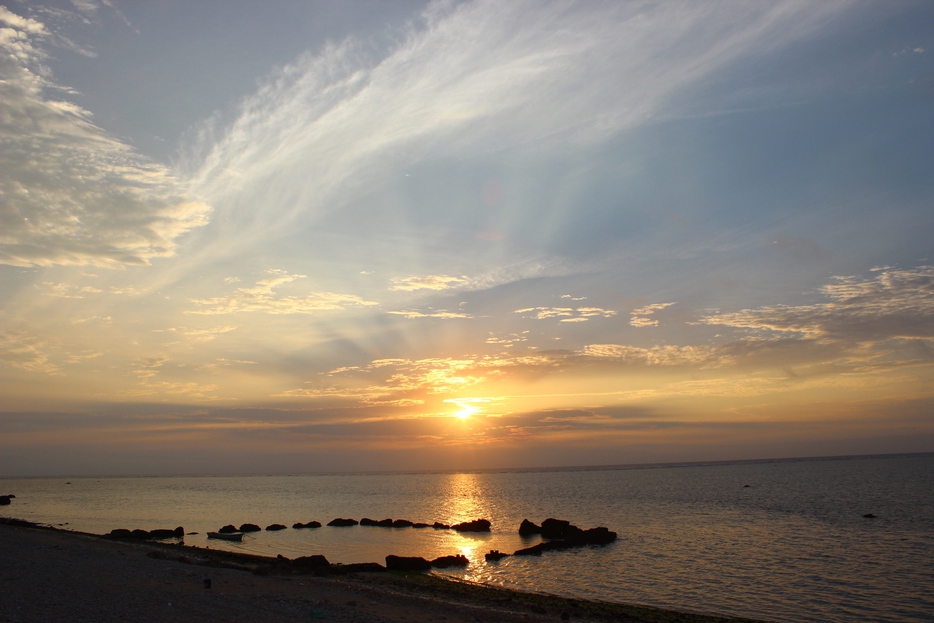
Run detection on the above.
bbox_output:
[445,398,483,420]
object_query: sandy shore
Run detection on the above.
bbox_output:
[1,520,769,623]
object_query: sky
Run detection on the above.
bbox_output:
[1,0,933,476]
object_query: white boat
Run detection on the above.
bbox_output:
[207,531,243,542]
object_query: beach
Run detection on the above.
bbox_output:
[1,520,766,623]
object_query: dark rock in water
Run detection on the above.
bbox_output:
[359,518,379,526]
[413,522,430,528]
[265,524,287,531]
[109,529,133,539]
[0,496,11,506]
[174,526,184,538]
[292,521,321,529]
[385,555,432,572]
[392,519,414,528]
[131,529,151,540]
[330,562,386,574]
[6,494,14,498]
[327,518,358,527]
[432,522,451,530]
[513,544,545,556]
[218,524,238,534]
[518,519,541,536]
[863,513,877,519]
[540,518,574,539]
[378,518,394,527]
[451,518,491,532]
[485,550,509,561]
[148,529,177,539]
[576,526,617,545]
[239,523,262,532]
[743,484,751,488]
[431,555,469,568]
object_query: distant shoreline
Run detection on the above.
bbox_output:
[2,449,929,480]
[2,518,770,623]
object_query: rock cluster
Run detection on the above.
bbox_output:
[385,554,469,572]
[107,526,184,540]
[292,521,321,529]
[253,554,387,577]
[488,518,617,560]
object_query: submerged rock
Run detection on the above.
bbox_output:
[327,518,358,527]
[451,518,491,532]
[431,554,469,568]
[239,524,262,532]
[385,555,432,572]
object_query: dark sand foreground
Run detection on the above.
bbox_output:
[0,521,769,623]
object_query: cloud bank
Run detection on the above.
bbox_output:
[0,6,210,267]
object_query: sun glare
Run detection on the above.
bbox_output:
[446,398,482,420]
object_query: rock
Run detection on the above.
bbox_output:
[148,529,177,539]
[513,544,545,556]
[0,496,11,506]
[432,522,451,530]
[743,484,751,488]
[378,518,394,527]
[292,521,321,529]
[392,519,414,528]
[239,523,262,532]
[218,524,239,534]
[863,513,877,519]
[360,518,379,526]
[327,518,358,527]
[109,529,133,539]
[413,522,430,528]
[6,494,14,498]
[540,518,574,539]
[292,555,331,572]
[131,529,151,540]
[518,519,541,535]
[485,550,509,561]
[330,562,386,574]
[451,518,491,532]
[265,524,287,531]
[431,555,469,568]
[385,555,432,572]
[174,527,184,538]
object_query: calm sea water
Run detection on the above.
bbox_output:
[3,454,933,623]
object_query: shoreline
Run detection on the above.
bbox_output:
[2,517,770,623]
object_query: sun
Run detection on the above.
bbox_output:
[455,404,478,419]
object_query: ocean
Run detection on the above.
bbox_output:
[2,453,932,623]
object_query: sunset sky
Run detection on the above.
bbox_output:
[1,0,932,476]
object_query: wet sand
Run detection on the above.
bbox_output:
[0,520,769,623]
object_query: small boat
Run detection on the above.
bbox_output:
[207,531,243,542]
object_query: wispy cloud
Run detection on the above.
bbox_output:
[700,267,934,340]
[0,6,210,267]
[189,270,377,315]
[515,306,616,322]
[387,309,472,319]
[630,302,677,328]
[0,330,58,374]
[390,274,469,291]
